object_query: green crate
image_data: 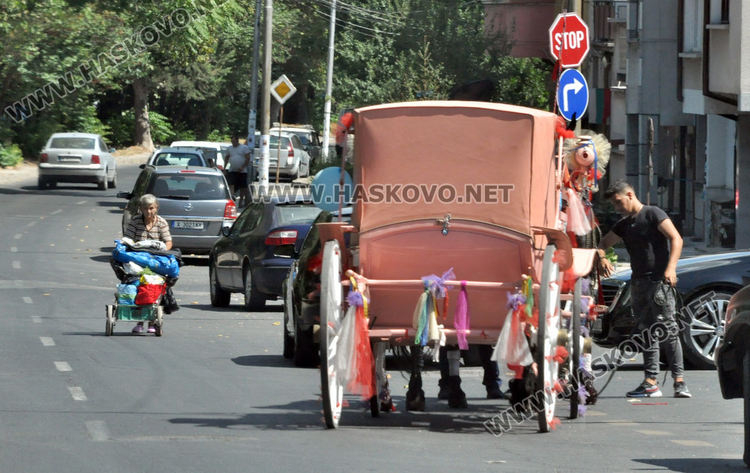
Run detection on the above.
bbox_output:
[115,304,159,322]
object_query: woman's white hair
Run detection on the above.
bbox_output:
[139,193,158,210]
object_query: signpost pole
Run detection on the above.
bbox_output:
[276,106,283,184]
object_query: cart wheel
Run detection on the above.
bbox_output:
[370,342,387,418]
[155,307,163,337]
[105,305,114,336]
[320,240,344,429]
[569,278,582,419]
[536,244,561,433]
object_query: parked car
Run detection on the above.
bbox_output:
[270,124,321,163]
[208,196,322,311]
[118,165,237,254]
[38,132,117,190]
[716,282,750,466]
[593,250,750,369]
[282,207,352,366]
[146,148,209,167]
[170,141,229,169]
[252,131,311,180]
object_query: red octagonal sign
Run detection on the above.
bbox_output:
[548,13,590,68]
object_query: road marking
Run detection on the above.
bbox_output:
[583,410,606,416]
[119,434,260,442]
[68,386,87,401]
[634,429,671,436]
[608,420,639,426]
[27,221,37,227]
[31,316,42,324]
[76,200,87,205]
[10,247,17,253]
[12,261,20,269]
[13,233,22,240]
[50,209,62,215]
[54,361,72,372]
[40,337,55,347]
[670,439,714,447]
[23,296,32,304]
[85,420,110,441]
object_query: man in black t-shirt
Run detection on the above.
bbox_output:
[597,181,691,398]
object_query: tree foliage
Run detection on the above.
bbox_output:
[1,0,554,156]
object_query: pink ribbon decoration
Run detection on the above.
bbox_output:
[454,281,470,350]
[421,267,455,298]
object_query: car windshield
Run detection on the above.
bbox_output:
[273,205,321,225]
[253,134,290,148]
[290,132,311,146]
[153,152,204,166]
[50,137,95,149]
[150,174,228,200]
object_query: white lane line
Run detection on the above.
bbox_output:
[50,209,62,215]
[27,221,37,228]
[68,386,87,401]
[634,429,670,436]
[31,316,42,324]
[40,337,55,347]
[85,420,110,441]
[13,233,22,240]
[76,200,87,205]
[670,439,714,447]
[23,296,32,304]
[12,261,20,269]
[10,247,17,253]
[54,361,72,372]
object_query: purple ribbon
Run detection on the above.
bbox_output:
[347,290,364,307]
[506,292,526,311]
[421,267,455,298]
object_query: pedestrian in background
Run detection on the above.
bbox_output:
[226,133,252,208]
[597,181,691,398]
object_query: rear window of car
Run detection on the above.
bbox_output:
[273,205,322,226]
[150,173,229,200]
[153,152,204,166]
[49,137,96,149]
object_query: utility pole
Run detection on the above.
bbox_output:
[247,0,262,148]
[320,0,337,163]
[260,0,273,195]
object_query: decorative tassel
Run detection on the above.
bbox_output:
[346,292,374,400]
[548,417,561,430]
[550,345,569,364]
[454,281,470,350]
[412,287,429,345]
[553,379,564,394]
[523,277,534,321]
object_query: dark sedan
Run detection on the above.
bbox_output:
[282,207,351,366]
[208,197,321,310]
[593,250,750,369]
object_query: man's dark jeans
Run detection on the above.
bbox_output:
[630,277,684,380]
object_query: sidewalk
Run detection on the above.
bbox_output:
[0,147,150,186]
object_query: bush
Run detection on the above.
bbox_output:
[0,143,24,168]
[105,110,178,147]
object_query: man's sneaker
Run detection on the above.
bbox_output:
[673,381,692,398]
[626,380,662,398]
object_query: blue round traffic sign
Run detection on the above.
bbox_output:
[557,69,589,122]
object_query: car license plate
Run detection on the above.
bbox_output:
[173,220,204,230]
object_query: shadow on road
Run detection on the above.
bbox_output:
[633,458,745,472]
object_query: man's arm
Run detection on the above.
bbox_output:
[657,218,682,286]
[596,230,622,277]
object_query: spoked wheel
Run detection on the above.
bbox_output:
[370,342,387,418]
[154,307,163,337]
[320,240,344,429]
[536,244,561,433]
[569,278,582,419]
[105,305,114,336]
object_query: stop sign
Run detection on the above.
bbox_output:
[548,13,590,68]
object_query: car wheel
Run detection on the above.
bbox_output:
[98,173,108,190]
[679,289,732,369]
[243,266,266,311]
[282,280,295,359]
[38,176,47,190]
[209,263,230,307]
[48,179,57,188]
[108,172,117,189]
[293,322,316,367]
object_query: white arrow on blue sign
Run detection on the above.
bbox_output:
[557,68,589,122]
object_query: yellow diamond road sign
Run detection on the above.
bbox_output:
[271,74,296,104]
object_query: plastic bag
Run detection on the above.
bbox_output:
[491,308,533,369]
[135,284,165,305]
[140,273,166,285]
[112,241,180,278]
[123,261,144,275]
[565,188,592,236]
[116,283,139,305]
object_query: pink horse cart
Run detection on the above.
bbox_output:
[317,101,598,432]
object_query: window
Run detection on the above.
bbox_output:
[49,137,95,149]
[273,205,322,226]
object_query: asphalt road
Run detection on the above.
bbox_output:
[0,163,746,473]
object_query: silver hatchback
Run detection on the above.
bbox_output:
[38,132,117,190]
[118,166,237,255]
